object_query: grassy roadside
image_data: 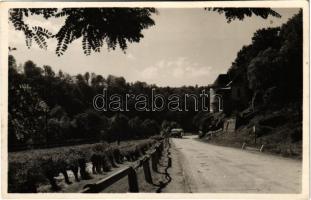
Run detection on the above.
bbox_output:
[199,121,302,160]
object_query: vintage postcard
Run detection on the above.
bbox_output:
[0,1,309,199]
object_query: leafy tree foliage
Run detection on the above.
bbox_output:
[208,8,281,23]
[141,119,160,136]
[9,8,156,56]
[109,113,129,144]
[248,47,283,91]
[24,60,42,78]
[9,8,280,56]
[226,10,302,110]
[128,116,143,138]
[9,58,49,147]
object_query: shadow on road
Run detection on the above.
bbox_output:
[151,141,172,193]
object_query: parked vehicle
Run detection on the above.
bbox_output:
[170,128,184,138]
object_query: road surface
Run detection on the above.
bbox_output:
[171,135,302,193]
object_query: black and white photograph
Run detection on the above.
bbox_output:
[1,1,309,199]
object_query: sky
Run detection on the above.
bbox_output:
[9,8,299,87]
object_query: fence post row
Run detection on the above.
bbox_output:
[81,140,166,193]
[151,149,159,172]
[142,157,153,184]
[127,167,139,192]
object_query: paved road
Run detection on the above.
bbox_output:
[171,135,302,193]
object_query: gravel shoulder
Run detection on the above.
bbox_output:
[161,141,190,193]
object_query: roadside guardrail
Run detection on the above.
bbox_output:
[80,138,169,193]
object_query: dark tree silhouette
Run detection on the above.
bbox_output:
[207,8,281,22]
[9,8,157,56]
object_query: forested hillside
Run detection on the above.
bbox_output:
[8,56,208,150]
[194,11,303,157]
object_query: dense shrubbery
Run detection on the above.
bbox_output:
[8,139,156,193]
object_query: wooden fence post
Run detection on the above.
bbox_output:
[128,167,139,192]
[151,152,158,172]
[161,141,164,152]
[160,141,164,152]
[156,145,161,160]
[163,138,168,148]
[142,158,153,184]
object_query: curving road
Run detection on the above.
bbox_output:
[170,135,302,193]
